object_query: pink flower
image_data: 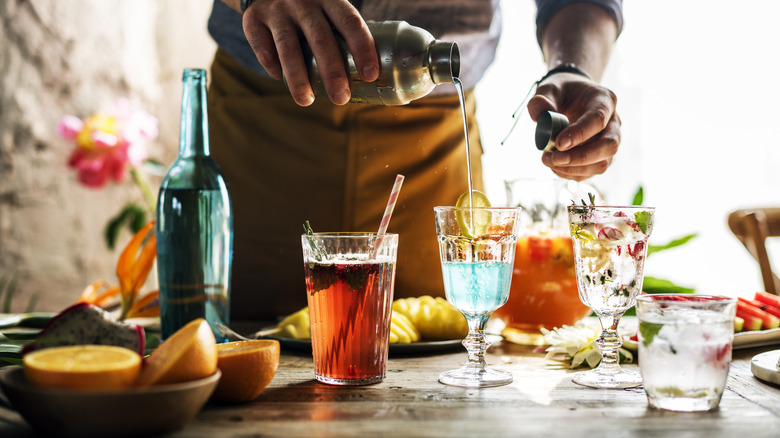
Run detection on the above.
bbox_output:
[58,99,158,189]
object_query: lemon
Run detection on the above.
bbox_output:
[570,224,594,243]
[275,307,310,340]
[455,190,492,238]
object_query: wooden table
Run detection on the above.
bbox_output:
[2,338,780,437]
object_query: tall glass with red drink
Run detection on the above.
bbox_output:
[301,232,398,385]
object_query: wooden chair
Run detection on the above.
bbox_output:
[728,208,780,295]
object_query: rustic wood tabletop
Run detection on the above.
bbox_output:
[3,335,780,438]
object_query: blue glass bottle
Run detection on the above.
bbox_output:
[156,68,232,343]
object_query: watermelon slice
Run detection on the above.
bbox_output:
[754,291,780,310]
[734,316,745,332]
[735,311,762,331]
[740,297,780,319]
[737,300,779,330]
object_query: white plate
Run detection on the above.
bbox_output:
[734,328,780,349]
[750,350,780,385]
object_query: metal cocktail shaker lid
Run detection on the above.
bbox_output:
[535,110,569,152]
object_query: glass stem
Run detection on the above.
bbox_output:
[462,314,491,368]
[595,314,623,371]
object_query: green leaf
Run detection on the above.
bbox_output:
[104,203,148,250]
[345,266,369,291]
[0,357,23,366]
[142,159,166,174]
[24,292,40,313]
[307,263,337,295]
[302,220,327,262]
[647,233,697,257]
[642,276,695,294]
[631,186,644,206]
[0,275,8,313]
[0,346,21,354]
[639,321,664,346]
[1,273,19,314]
[634,211,651,234]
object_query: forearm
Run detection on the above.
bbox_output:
[540,3,618,82]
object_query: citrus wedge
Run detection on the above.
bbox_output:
[23,345,142,391]
[455,190,492,238]
[135,318,218,387]
[211,339,280,403]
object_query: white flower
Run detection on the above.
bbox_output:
[541,321,634,369]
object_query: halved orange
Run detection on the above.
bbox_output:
[23,345,142,391]
[211,339,280,403]
[135,318,217,387]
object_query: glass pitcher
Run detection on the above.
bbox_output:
[492,178,597,345]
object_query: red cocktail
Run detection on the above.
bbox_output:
[301,233,397,385]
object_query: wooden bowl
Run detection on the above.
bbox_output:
[0,366,220,437]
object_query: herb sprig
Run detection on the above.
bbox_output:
[571,192,597,209]
[303,221,328,267]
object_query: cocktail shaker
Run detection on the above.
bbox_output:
[304,21,460,105]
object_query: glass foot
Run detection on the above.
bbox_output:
[439,365,513,388]
[572,367,642,389]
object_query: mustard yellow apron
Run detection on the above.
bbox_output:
[208,49,484,320]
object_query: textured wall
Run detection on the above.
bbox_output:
[0,0,217,312]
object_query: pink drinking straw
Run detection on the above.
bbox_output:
[372,174,404,259]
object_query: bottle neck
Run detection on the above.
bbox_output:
[179,69,209,157]
[429,41,460,84]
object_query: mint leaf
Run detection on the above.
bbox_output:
[345,265,369,291]
[631,186,644,206]
[634,211,651,234]
[639,321,664,347]
[306,263,337,295]
[303,220,328,263]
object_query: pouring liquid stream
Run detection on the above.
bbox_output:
[453,77,475,229]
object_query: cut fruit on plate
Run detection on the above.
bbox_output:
[23,345,142,391]
[211,339,280,403]
[455,190,492,238]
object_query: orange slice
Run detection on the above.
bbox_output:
[211,339,280,403]
[23,345,142,391]
[135,318,217,387]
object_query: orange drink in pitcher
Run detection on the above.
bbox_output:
[492,179,592,344]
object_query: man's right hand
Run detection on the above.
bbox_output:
[239,0,379,106]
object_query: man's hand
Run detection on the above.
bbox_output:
[533,2,621,181]
[240,0,379,106]
[528,72,621,181]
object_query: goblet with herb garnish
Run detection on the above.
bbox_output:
[567,202,654,389]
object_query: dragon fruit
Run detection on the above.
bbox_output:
[21,303,145,356]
